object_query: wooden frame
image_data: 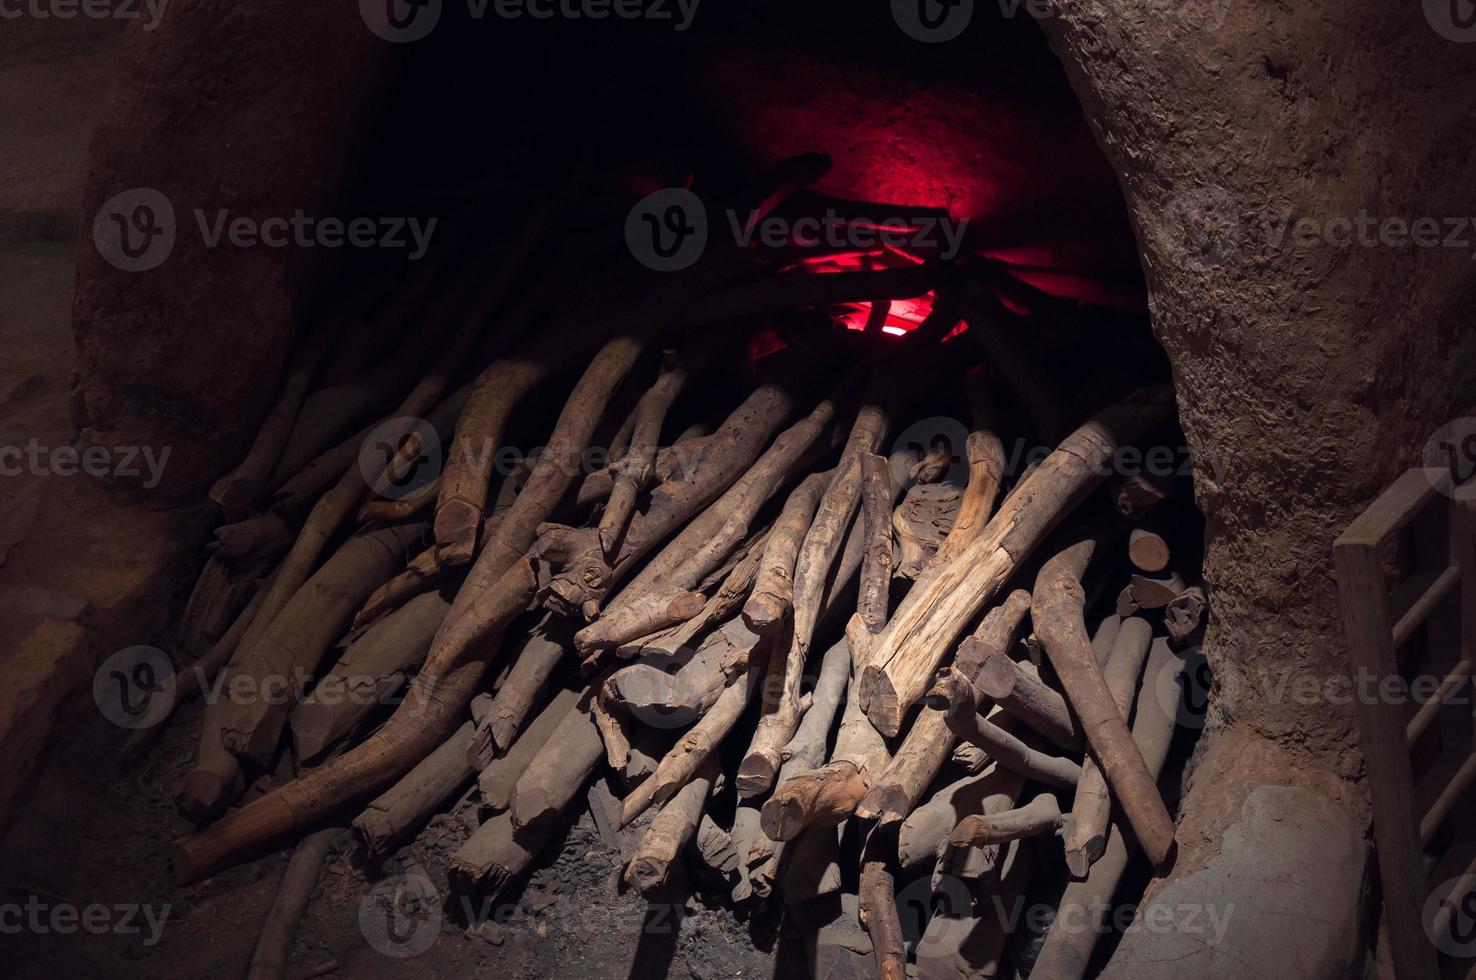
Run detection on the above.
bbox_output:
[1336,468,1476,980]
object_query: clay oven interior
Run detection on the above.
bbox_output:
[4,3,1476,980]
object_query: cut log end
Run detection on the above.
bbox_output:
[741,593,788,634]
[735,753,780,799]
[857,666,903,738]
[433,499,482,567]
[175,769,236,824]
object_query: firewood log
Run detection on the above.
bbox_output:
[781,825,844,902]
[621,631,771,826]
[730,803,764,902]
[950,742,989,774]
[214,512,292,569]
[358,478,439,523]
[915,832,1031,980]
[1165,582,1208,643]
[476,686,579,812]
[971,650,1079,751]
[599,349,697,553]
[929,431,1006,569]
[897,766,1024,872]
[290,590,448,762]
[1033,539,1176,869]
[447,809,552,900]
[244,826,339,980]
[858,385,1173,736]
[619,528,769,659]
[1062,616,1153,877]
[948,791,1067,851]
[1127,527,1171,573]
[179,554,257,658]
[509,688,605,833]
[1128,570,1186,609]
[473,624,570,753]
[626,755,717,896]
[893,482,959,578]
[351,545,442,629]
[857,452,895,633]
[859,848,906,980]
[351,721,477,861]
[573,590,706,654]
[743,470,831,632]
[1031,638,1185,980]
[696,813,739,875]
[606,619,743,726]
[930,669,1082,789]
[590,674,633,770]
[856,589,1031,825]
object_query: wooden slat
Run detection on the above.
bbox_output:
[1394,565,1463,650]
[1408,659,1475,749]
[1420,752,1476,848]
[1339,469,1445,548]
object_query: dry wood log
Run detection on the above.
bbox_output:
[1128,570,1187,609]
[290,590,448,762]
[244,826,339,980]
[857,452,895,633]
[897,766,1025,872]
[599,350,696,553]
[1112,470,1174,520]
[625,755,717,896]
[930,669,1082,789]
[476,686,580,812]
[1165,582,1208,644]
[447,809,553,900]
[696,814,739,875]
[351,545,443,630]
[545,376,803,620]
[971,650,1081,751]
[179,554,257,658]
[948,791,1067,849]
[859,386,1173,736]
[509,688,605,833]
[123,572,273,765]
[358,477,440,522]
[929,430,1006,569]
[950,742,989,774]
[730,803,764,902]
[1127,528,1171,573]
[606,620,743,727]
[893,482,959,579]
[617,529,769,659]
[214,512,293,569]
[352,721,478,861]
[780,825,844,902]
[1061,616,1153,877]
[213,317,342,520]
[859,851,906,980]
[743,470,831,632]
[474,625,569,753]
[916,832,1031,980]
[621,629,771,826]
[778,630,853,774]
[856,589,1032,826]
[1031,638,1185,979]
[1033,540,1176,869]
[573,590,706,654]
[590,674,633,771]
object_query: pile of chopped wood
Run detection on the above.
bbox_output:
[141,157,1208,980]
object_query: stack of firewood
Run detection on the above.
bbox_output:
[143,156,1208,980]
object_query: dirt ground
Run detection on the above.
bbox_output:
[0,699,808,979]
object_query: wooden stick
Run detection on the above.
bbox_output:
[475,625,569,753]
[625,755,717,896]
[476,686,580,812]
[351,721,477,861]
[972,648,1079,751]
[696,814,739,875]
[618,527,770,659]
[1062,616,1154,877]
[606,622,739,726]
[856,590,1032,825]
[447,809,552,900]
[290,590,448,762]
[214,512,292,568]
[857,452,894,633]
[1127,528,1171,573]
[928,430,1006,569]
[897,766,1024,872]
[1165,583,1208,643]
[729,804,764,902]
[509,688,605,833]
[598,350,693,554]
[179,554,257,658]
[1129,570,1187,609]
[573,590,706,654]
[948,791,1066,848]
[244,825,339,980]
[743,470,830,632]
[621,630,770,826]
[351,544,442,629]
[1033,540,1176,868]
[859,386,1173,736]
[859,849,906,980]
[930,668,1082,788]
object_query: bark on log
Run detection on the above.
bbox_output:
[352,545,443,629]
[599,350,696,554]
[857,452,895,633]
[244,826,339,980]
[743,470,830,632]
[897,766,1024,872]
[948,791,1067,848]
[893,482,958,579]
[290,590,448,762]
[573,590,706,654]
[931,669,1082,789]
[859,853,907,980]
[474,625,570,753]
[352,721,477,861]
[1033,540,1176,869]
[477,686,580,812]
[1063,616,1153,877]
[625,755,717,896]
[859,386,1173,736]
[509,688,605,833]
[447,809,552,900]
